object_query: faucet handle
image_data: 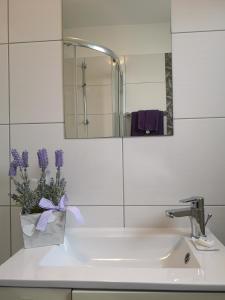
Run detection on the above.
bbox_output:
[179,196,204,205]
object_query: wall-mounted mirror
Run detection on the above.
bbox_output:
[63,0,173,138]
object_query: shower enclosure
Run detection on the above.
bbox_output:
[63,37,123,138]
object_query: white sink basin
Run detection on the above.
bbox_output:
[2,227,225,291]
[40,228,200,269]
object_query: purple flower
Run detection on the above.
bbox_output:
[9,161,17,177]
[55,150,63,168]
[22,150,29,168]
[37,148,48,170]
[11,149,23,167]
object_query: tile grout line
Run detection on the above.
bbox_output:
[1,116,225,127]
[18,204,225,207]
[175,116,225,120]
[172,29,225,34]
[122,138,126,227]
[7,0,12,257]
[121,57,127,227]
[10,205,126,208]
[8,39,62,45]
[10,122,64,125]
[121,204,225,207]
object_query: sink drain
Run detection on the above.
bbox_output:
[184,252,191,264]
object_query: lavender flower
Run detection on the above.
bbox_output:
[9,147,67,214]
[55,150,63,168]
[37,148,48,170]
[22,150,29,168]
[11,149,23,167]
[8,161,17,177]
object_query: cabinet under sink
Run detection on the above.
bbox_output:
[0,288,225,300]
[72,290,225,300]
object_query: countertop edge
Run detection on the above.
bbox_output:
[1,280,225,292]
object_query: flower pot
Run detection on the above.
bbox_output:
[20,211,66,248]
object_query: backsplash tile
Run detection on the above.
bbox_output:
[0,0,8,44]
[0,0,225,266]
[66,206,124,228]
[10,41,63,123]
[11,123,123,206]
[0,44,9,124]
[9,0,62,42]
[125,206,225,242]
[125,205,225,245]
[0,125,9,206]
[0,207,10,264]
[125,206,189,228]
[124,118,225,206]
[11,207,23,255]
[205,206,225,245]
[172,0,225,33]
[173,31,225,118]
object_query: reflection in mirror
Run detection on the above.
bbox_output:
[63,0,172,138]
[64,40,122,138]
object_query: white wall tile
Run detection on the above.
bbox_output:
[0,207,10,264]
[9,0,62,42]
[125,206,189,228]
[10,204,225,251]
[0,0,8,44]
[173,31,225,118]
[125,205,225,245]
[126,83,166,113]
[11,205,124,255]
[10,41,63,123]
[124,118,225,206]
[172,0,225,33]
[125,54,165,84]
[66,206,123,228]
[0,125,9,206]
[5,0,225,261]
[0,44,9,123]
[205,206,225,245]
[11,123,123,205]
[11,206,23,255]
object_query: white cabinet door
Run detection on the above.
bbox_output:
[0,288,71,300]
[72,290,225,300]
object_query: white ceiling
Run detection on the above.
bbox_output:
[63,0,171,29]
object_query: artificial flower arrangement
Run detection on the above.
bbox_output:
[9,148,83,248]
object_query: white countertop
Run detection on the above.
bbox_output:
[0,228,225,291]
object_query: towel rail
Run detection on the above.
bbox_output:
[124,111,168,118]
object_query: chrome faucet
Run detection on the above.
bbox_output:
[166,196,212,238]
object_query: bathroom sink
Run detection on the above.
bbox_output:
[40,228,200,269]
[2,227,225,291]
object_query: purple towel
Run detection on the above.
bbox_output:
[131,110,164,136]
[131,112,145,136]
